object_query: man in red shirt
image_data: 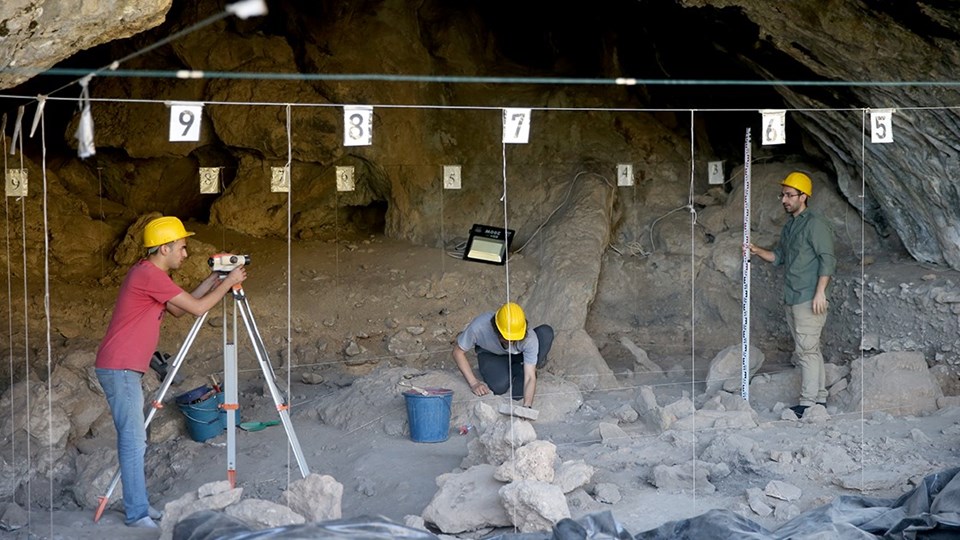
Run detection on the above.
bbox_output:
[95,216,245,528]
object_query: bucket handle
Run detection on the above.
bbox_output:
[180,411,222,425]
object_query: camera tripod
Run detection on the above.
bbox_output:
[93,284,310,522]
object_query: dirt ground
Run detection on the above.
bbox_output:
[3,228,960,539]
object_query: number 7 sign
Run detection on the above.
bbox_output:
[169,102,204,142]
[502,108,532,144]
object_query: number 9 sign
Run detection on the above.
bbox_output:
[169,102,204,142]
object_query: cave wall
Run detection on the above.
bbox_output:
[679,0,960,268]
[3,0,960,381]
[5,0,957,269]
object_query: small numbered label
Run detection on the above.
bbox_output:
[871,109,894,144]
[169,102,204,142]
[502,108,532,144]
[5,169,27,197]
[271,166,290,193]
[336,166,355,191]
[199,167,221,194]
[443,165,461,189]
[343,106,373,147]
[708,161,725,185]
[760,110,786,146]
[617,164,633,186]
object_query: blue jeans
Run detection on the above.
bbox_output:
[477,325,554,400]
[96,368,149,524]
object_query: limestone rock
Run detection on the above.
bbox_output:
[498,480,570,533]
[421,465,511,534]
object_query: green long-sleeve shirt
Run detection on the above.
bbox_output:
[772,209,836,306]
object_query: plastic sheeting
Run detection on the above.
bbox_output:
[173,512,442,539]
[173,468,960,540]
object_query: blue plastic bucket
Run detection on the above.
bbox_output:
[403,388,453,443]
[176,385,224,443]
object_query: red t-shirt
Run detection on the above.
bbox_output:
[95,260,184,372]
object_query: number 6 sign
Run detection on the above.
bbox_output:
[760,109,786,146]
[169,102,204,142]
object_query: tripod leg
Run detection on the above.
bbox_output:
[224,341,238,487]
[93,313,207,522]
[235,294,311,477]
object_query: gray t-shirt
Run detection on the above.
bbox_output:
[456,311,539,365]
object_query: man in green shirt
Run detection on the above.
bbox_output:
[750,172,836,418]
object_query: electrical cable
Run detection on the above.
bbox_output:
[513,171,614,255]
[26,7,243,102]
[6,91,955,115]
[11,66,960,89]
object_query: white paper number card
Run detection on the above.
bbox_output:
[343,106,373,146]
[760,110,786,146]
[169,102,204,142]
[336,166,355,191]
[199,167,221,194]
[502,108,531,144]
[617,164,633,187]
[5,169,27,197]
[443,165,461,190]
[708,161,725,185]
[271,166,290,193]
[871,109,894,144]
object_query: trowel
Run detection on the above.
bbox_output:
[398,381,429,395]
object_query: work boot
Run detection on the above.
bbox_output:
[128,516,158,529]
[789,405,808,418]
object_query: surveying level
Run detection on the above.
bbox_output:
[93,281,309,523]
[209,253,250,273]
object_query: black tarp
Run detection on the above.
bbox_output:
[174,467,960,540]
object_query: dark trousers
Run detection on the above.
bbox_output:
[477,325,553,400]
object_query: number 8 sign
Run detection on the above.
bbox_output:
[343,106,373,146]
[169,102,204,142]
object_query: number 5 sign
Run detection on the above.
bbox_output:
[169,102,204,142]
[871,108,894,144]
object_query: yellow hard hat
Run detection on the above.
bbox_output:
[495,302,527,341]
[143,216,195,248]
[782,172,812,197]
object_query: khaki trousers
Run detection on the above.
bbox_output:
[785,300,828,406]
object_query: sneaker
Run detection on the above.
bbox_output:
[816,402,827,407]
[536,355,550,370]
[148,505,164,521]
[127,516,158,529]
[789,405,808,418]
